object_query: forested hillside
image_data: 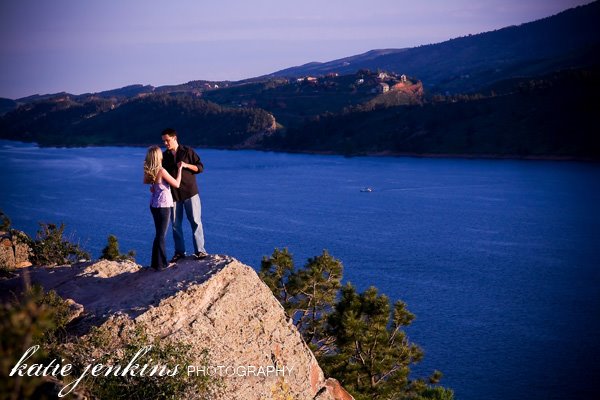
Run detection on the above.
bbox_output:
[0,94,275,147]
[263,69,600,159]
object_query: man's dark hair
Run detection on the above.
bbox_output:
[162,128,177,137]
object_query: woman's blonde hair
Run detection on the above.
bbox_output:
[144,145,162,183]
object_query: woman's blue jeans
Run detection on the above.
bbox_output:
[172,194,206,255]
[150,206,171,269]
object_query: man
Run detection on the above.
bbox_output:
[161,128,208,261]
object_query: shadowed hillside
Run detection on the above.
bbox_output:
[0,94,276,147]
[263,68,600,159]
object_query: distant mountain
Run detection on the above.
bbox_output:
[0,98,17,115]
[270,49,408,79]
[268,1,600,93]
[10,82,234,105]
[85,84,155,99]
[15,92,72,103]
[14,85,155,105]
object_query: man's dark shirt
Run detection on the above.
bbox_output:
[162,145,204,202]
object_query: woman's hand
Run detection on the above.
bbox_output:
[177,161,184,170]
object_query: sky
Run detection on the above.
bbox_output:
[0,0,593,99]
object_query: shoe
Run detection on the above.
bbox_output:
[194,251,209,260]
[170,253,185,263]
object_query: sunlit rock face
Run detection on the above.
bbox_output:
[4,255,353,400]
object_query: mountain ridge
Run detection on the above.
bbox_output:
[6,1,599,102]
[266,1,600,93]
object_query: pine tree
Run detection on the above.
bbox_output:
[261,249,342,355]
[100,235,135,262]
[287,250,342,353]
[323,284,424,399]
[259,249,454,400]
[259,248,295,309]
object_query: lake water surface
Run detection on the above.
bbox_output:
[1,140,599,399]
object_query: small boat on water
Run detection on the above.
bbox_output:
[360,187,373,192]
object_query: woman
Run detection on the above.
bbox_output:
[143,145,183,270]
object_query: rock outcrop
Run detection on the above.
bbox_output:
[0,230,32,270]
[1,255,353,400]
[236,113,278,149]
[390,80,424,98]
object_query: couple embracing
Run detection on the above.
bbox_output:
[143,128,208,270]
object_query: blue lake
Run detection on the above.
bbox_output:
[1,140,599,399]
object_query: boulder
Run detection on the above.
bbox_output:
[0,230,32,269]
[1,255,353,400]
[0,235,15,268]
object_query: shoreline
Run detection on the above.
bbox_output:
[2,139,598,163]
[254,147,599,162]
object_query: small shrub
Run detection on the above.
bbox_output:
[0,210,10,231]
[30,285,73,345]
[30,222,90,266]
[69,322,217,399]
[1,286,218,399]
[270,377,294,400]
[0,285,72,399]
[100,234,135,262]
[0,210,13,276]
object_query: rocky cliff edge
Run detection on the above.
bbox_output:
[2,255,353,400]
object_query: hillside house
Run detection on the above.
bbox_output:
[377,82,390,93]
[298,76,318,84]
[400,74,407,83]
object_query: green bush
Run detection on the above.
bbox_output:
[0,285,73,400]
[1,286,218,399]
[100,234,136,262]
[0,210,13,275]
[68,322,217,399]
[30,222,90,266]
[0,209,10,231]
